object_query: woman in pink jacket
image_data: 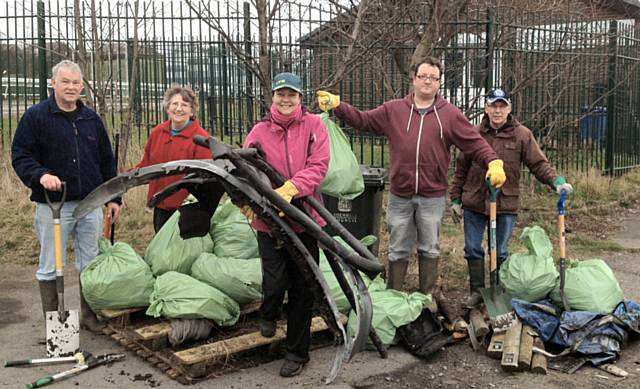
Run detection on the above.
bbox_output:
[242,72,330,378]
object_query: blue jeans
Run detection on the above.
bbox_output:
[463,208,517,264]
[35,202,103,281]
[386,193,445,262]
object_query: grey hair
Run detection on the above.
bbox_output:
[51,60,83,79]
[162,84,199,119]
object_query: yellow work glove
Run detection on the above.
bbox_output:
[316,91,340,112]
[486,159,507,188]
[274,180,299,203]
[240,205,256,221]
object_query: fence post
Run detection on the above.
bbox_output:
[484,4,495,92]
[243,1,254,132]
[37,1,47,101]
[606,20,617,176]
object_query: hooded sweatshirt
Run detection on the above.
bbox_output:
[334,94,498,198]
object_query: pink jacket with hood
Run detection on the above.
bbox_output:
[334,93,498,198]
[243,106,330,233]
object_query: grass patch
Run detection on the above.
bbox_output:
[568,234,625,254]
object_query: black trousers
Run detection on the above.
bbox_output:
[257,231,319,363]
[153,207,175,233]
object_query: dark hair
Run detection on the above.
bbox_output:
[163,85,199,119]
[413,56,443,78]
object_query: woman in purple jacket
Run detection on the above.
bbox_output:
[242,72,330,378]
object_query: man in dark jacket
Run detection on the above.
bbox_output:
[317,57,506,299]
[450,88,573,306]
[12,60,121,332]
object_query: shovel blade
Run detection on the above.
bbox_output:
[46,310,80,357]
[479,286,516,333]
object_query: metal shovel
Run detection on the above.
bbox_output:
[479,181,515,332]
[44,183,80,357]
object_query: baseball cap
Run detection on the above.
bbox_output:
[272,72,302,93]
[486,88,511,105]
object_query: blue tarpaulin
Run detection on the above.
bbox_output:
[512,299,640,365]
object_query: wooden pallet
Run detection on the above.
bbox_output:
[100,303,343,384]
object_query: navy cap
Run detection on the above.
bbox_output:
[486,88,511,105]
[272,72,302,93]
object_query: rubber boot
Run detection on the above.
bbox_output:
[418,256,439,295]
[79,276,105,333]
[418,256,439,313]
[386,260,409,290]
[39,280,58,319]
[465,259,485,307]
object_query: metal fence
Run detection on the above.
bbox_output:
[1,0,639,174]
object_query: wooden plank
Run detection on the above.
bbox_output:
[174,316,338,366]
[469,308,489,338]
[486,332,505,359]
[135,301,261,343]
[101,307,144,319]
[531,337,547,374]
[517,325,535,371]
[135,322,172,340]
[501,318,522,371]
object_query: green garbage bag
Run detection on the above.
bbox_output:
[210,200,259,260]
[319,112,364,200]
[147,271,240,326]
[80,239,155,312]
[318,235,382,313]
[346,289,431,349]
[499,226,559,302]
[145,211,213,276]
[190,253,262,305]
[550,259,624,313]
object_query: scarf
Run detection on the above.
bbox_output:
[270,103,302,129]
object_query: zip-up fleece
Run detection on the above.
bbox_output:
[334,94,498,198]
[135,120,211,211]
[450,114,558,215]
[243,108,330,233]
[12,93,117,204]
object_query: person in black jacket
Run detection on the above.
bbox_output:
[11,60,121,332]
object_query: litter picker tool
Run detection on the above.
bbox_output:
[43,183,80,357]
[479,180,515,333]
[24,353,125,389]
[4,351,90,368]
[557,189,571,312]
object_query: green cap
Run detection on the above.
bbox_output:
[272,72,302,93]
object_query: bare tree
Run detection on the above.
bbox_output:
[185,0,283,108]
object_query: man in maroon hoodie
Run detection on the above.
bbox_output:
[317,57,506,298]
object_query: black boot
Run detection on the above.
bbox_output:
[465,259,485,307]
[386,260,409,290]
[79,276,104,333]
[418,256,439,312]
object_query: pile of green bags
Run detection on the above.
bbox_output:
[145,211,213,275]
[191,253,262,305]
[550,259,624,313]
[209,200,259,259]
[147,271,240,326]
[80,239,155,311]
[499,226,559,302]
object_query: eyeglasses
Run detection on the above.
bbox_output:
[415,74,440,82]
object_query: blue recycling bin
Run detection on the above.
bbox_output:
[580,106,607,143]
